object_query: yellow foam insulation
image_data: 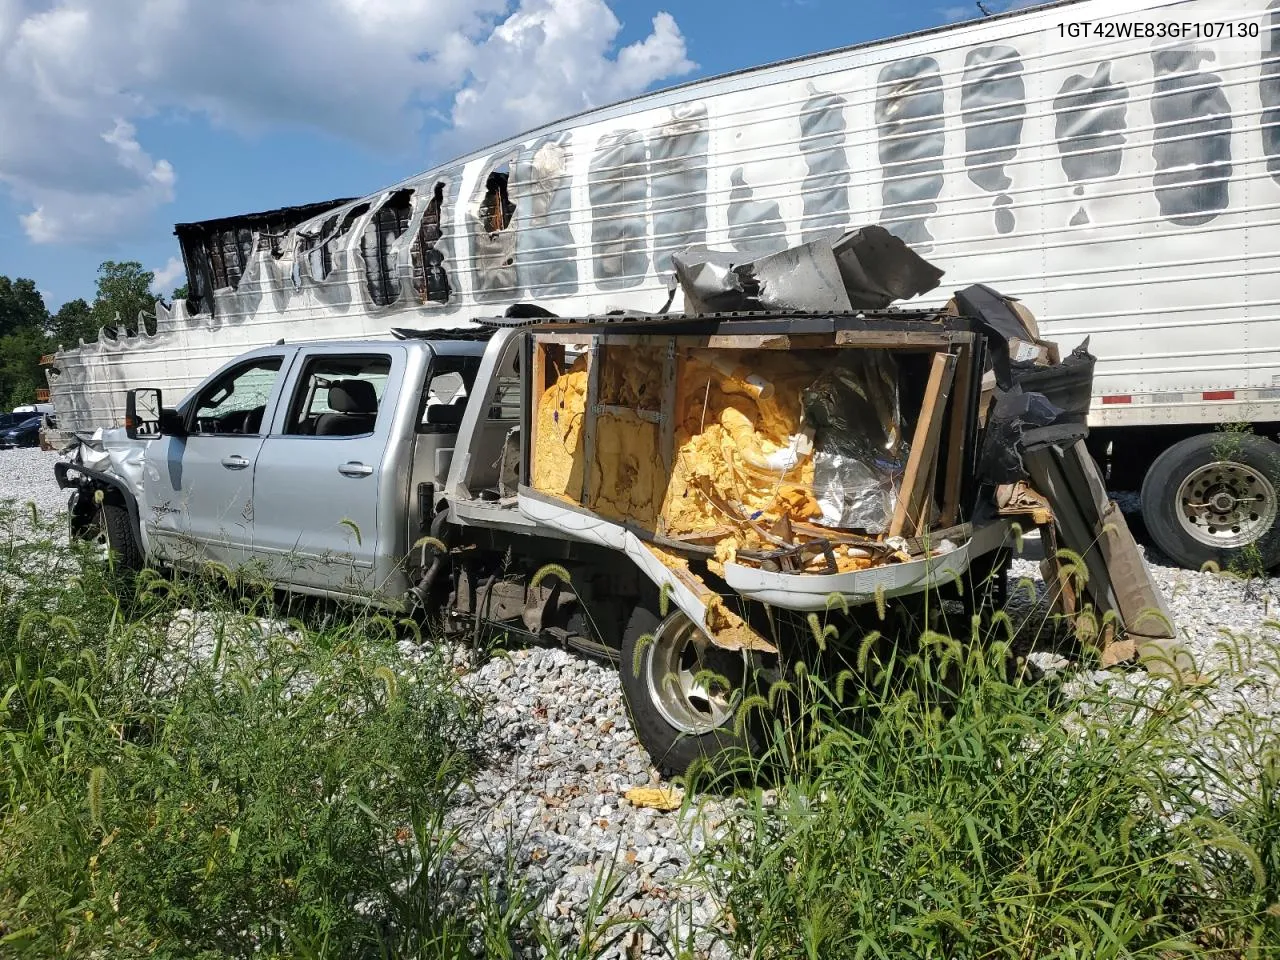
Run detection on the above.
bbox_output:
[532,346,669,527]
[642,544,776,652]
[659,349,881,567]
[588,412,666,527]
[532,341,888,584]
[532,353,587,498]
[703,595,772,651]
[600,343,664,409]
[623,786,683,811]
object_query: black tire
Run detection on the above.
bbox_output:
[618,604,758,777]
[98,500,144,573]
[1140,432,1280,572]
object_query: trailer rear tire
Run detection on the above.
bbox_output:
[1140,432,1280,572]
[619,605,758,778]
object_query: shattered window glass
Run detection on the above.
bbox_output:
[191,357,284,436]
[418,354,481,431]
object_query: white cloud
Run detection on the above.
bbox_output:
[445,3,694,153]
[0,0,695,245]
[17,121,176,244]
[151,256,185,294]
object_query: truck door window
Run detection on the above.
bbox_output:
[488,344,522,421]
[284,354,392,437]
[190,357,283,435]
[459,337,523,498]
[418,354,481,432]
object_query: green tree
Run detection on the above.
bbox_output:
[171,283,189,303]
[49,297,95,348]
[0,327,52,408]
[0,275,51,409]
[90,261,157,337]
[0,276,48,338]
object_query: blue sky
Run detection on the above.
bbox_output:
[0,0,1018,309]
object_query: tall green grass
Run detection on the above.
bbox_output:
[686,619,1280,959]
[0,504,634,958]
[7,498,1279,959]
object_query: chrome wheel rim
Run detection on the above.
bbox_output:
[1176,461,1277,549]
[644,612,744,735]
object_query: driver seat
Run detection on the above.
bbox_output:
[315,380,378,436]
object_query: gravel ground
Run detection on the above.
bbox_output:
[0,448,68,519]
[450,646,715,955]
[5,449,1279,954]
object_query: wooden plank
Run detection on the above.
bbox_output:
[529,342,547,482]
[593,404,662,423]
[659,337,678,475]
[666,525,737,544]
[528,343,565,490]
[834,329,972,349]
[705,334,792,350]
[939,343,973,527]
[889,351,957,538]
[534,332,612,347]
[693,333,833,351]
[579,340,602,506]
[534,329,973,351]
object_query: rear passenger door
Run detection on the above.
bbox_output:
[250,347,403,595]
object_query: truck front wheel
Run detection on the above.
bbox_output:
[1140,432,1280,572]
[619,606,758,777]
[77,493,143,574]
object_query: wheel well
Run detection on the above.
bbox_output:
[67,478,141,546]
[1089,422,1280,490]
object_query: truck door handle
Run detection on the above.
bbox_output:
[338,461,374,478]
[221,455,250,470]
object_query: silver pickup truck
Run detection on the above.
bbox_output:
[58,309,1033,772]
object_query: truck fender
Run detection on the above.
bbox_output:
[54,461,145,548]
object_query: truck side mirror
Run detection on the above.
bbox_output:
[126,388,184,438]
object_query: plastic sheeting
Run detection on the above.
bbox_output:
[802,353,907,533]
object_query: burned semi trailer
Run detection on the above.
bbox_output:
[47,0,1280,572]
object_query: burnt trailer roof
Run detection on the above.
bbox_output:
[173,198,357,237]
[174,197,357,316]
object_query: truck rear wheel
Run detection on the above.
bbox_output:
[619,605,758,777]
[1140,432,1280,572]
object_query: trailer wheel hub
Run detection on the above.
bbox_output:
[1176,461,1277,549]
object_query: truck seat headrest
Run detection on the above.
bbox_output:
[328,380,377,414]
